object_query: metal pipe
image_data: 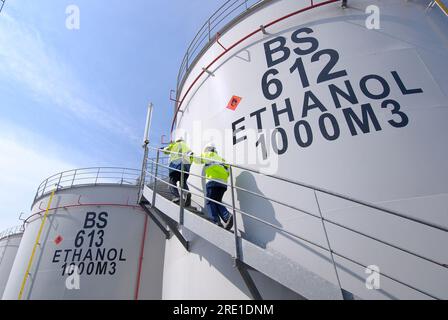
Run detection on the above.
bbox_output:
[179,162,185,225]
[139,103,153,201]
[229,167,240,260]
[151,149,160,207]
[314,190,344,298]
[94,168,100,185]
[71,170,77,188]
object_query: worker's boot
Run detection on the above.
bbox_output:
[224,215,234,230]
[184,193,191,207]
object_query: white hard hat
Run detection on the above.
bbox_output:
[204,142,216,153]
[175,133,185,142]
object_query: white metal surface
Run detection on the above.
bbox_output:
[0,229,23,297]
[170,0,448,299]
[2,172,165,300]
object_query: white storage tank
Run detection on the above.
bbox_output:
[0,226,23,298]
[170,0,448,299]
[2,168,166,300]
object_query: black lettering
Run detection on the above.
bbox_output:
[271,128,288,155]
[329,80,359,108]
[343,104,382,136]
[72,249,82,262]
[312,49,347,83]
[250,107,267,130]
[109,262,117,275]
[272,98,294,127]
[289,57,310,88]
[262,69,283,100]
[232,117,247,145]
[83,212,96,229]
[119,249,126,261]
[96,261,108,275]
[107,248,118,261]
[67,263,75,276]
[264,36,290,68]
[360,74,390,100]
[86,262,95,275]
[302,91,327,118]
[63,249,71,262]
[95,230,105,247]
[319,113,340,141]
[256,133,268,161]
[53,250,61,263]
[291,27,319,55]
[78,262,85,274]
[83,249,92,262]
[97,212,108,228]
[381,99,409,128]
[294,120,313,147]
[391,71,423,95]
[96,248,106,261]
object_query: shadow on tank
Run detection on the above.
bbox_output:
[235,171,281,249]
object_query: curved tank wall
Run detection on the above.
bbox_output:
[2,184,165,300]
[0,230,23,298]
[173,0,448,299]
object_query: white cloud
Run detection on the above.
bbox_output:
[0,12,139,142]
[0,123,78,232]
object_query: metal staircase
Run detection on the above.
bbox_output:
[137,145,448,300]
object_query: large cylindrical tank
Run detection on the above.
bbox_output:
[172,0,448,299]
[2,168,165,300]
[0,226,23,298]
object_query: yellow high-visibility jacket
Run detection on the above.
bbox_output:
[163,141,192,164]
[194,151,229,184]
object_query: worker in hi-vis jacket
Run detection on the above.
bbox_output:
[194,143,233,230]
[163,136,192,207]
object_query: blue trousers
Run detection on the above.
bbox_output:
[168,162,190,198]
[206,181,230,224]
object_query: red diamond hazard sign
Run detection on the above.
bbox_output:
[226,95,242,111]
[54,235,63,245]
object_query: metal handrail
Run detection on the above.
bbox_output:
[148,171,441,299]
[0,225,24,241]
[176,0,267,94]
[172,0,341,133]
[145,154,448,269]
[32,167,144,205]
[142,145,447,299]
[148,145,448,232]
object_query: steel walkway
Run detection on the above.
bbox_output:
[138,146,448,300]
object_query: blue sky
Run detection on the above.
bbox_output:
[0,0,222,231]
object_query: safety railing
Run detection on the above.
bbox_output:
[176,0,267,94]
[33,167,143,205]
[0,225,24,241]
[142,145,448,299]
[429,0,448,15]
[172,0,343,132]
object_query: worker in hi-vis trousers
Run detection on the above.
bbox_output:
[163,137,192,207]
[194,143,233,230]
